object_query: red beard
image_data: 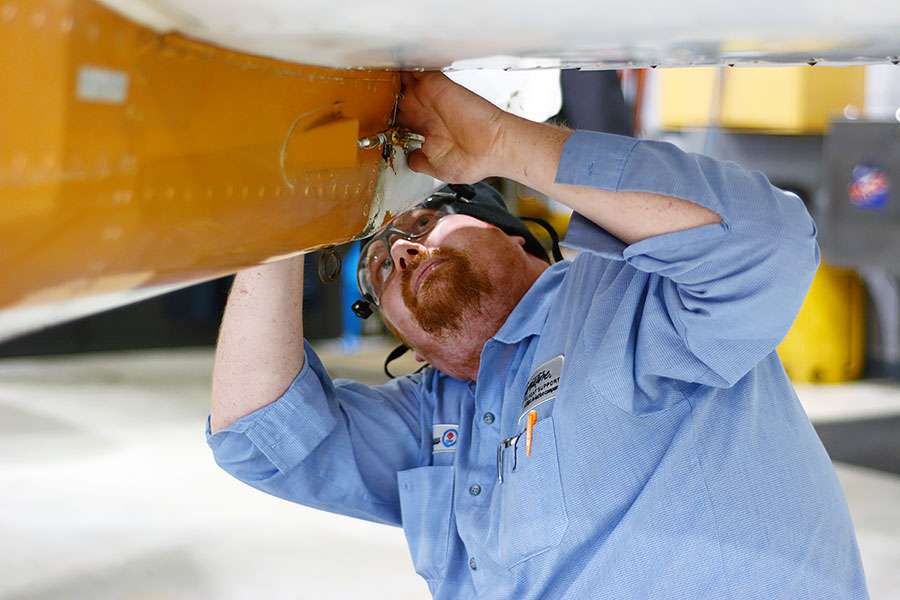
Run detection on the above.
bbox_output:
[400,247,494,337]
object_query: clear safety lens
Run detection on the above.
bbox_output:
[357,207,448,303]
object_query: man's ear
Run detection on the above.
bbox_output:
[485,222,525,248]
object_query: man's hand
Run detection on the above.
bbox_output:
[397,71,572,193]
[397,72,509,183]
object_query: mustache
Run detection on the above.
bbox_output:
[399,246,492,336]
[400,247,457,293]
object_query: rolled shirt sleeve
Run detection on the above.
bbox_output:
[207,339,426,526]
[557,130,820,388]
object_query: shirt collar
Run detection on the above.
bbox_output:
[491,260,570,345]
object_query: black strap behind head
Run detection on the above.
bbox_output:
[519,216,564,263]
[384,343,429,379]
[447,183,477,200]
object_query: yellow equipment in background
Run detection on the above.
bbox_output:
[778,262,866,383]
[660,66,865,133]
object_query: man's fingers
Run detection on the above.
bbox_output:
[420,133,455,164]
[406,148,438,179]
[399,72,417,105]
[395,102,425,131]
[397,85,429,132]
[400,71,421,88]
[409,132,454,178]
[400,71,452,109]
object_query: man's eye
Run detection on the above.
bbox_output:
[410,216,432,235]
[371,255,392,286]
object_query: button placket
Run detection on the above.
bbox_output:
[470,364,502,494]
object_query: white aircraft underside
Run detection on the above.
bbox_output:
[103,0,900,70]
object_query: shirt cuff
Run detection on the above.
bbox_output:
[555,130,639,191]
[206,340,338,474]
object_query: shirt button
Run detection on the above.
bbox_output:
[469,483,482,496]
[483,412,495,425]
[469,557,477,570]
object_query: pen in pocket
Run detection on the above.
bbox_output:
[526,410,537,456]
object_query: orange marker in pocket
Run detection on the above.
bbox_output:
[526,410,537,456]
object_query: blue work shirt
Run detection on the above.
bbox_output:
[208,131,868,599]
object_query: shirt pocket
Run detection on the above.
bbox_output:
[397,465,455,583]
[498,416,568,568]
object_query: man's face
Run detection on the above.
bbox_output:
[371,211,535,378]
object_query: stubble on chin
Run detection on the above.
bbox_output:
[400,247,493,338]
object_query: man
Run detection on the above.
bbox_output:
[208,72,868,599]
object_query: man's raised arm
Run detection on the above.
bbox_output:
[397,71,722,244]
[210,255,305,434]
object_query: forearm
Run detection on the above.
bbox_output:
[491,115,721,245]
[210,254,306,433]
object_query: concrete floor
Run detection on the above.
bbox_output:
[0,343,898,599]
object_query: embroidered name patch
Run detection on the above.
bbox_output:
[522,355,564,417]
[432,424,459,453]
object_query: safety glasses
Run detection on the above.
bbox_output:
[356,204,453,305]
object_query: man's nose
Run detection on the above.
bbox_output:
[390,238,427,272]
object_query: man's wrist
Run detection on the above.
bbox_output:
[492,115,571,191]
